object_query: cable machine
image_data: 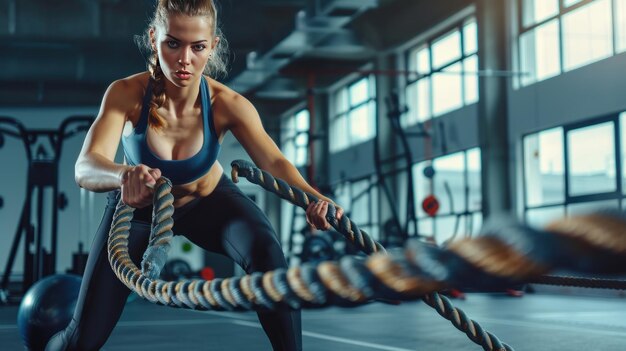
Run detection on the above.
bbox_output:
[0,116,94,303]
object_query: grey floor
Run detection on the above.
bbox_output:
[1,292,625,350]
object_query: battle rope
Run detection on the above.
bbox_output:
[107,161,626,351]
[229,160,512,350]
[230,160,385,256]
[531,275,626,290]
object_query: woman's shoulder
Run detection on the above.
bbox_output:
[205,76,255,113]
[110,72,150,96]
[103,72,151,112]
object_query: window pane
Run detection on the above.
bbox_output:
[348,104,371,143]
[295,133,308,147]
[404,82,418,127]
[470,213,483,235]
[524,128,565,206]
[564,0,583,6]
[295,134,308,166]
[282,115,295,140]
[523,0,559,27]
[433,152,465,214]
[416,78,430,121]
[349,78,369,106]
[463,19,478,55]
[418,217,434,237]
[412,45,431,75]
[567,122,616,196]
[526,206,564,228]
[567,199,619,216]
[519,19,561,86]
[335,88,348,114]
[562,0,613,71]
[616,0,626,53]
[296,147,307,166]
[334,182,352,213]
[295,110,309,131]
[435,216,461,245]
[432,30,462,69]
[330,115,349,153]
[433,62,463,116]
[405,78,429,125]
[463,55,479,105]
[467,148,482,211]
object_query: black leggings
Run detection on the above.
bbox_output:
[46,175,302,351]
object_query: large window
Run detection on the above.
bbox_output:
[280,109,310,167]
[329,76,376,153]
[279,108,309,259]
[523,111,626,227]
[411,148,482,245]
[333,176,380,241]
[404,17,478,127]
[334,177,380,240]
[518,0,625,87]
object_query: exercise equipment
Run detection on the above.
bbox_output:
[159,258,217,283]
[159,259,193,281]
[300,232,336,264]
[181,241,193,253]
[423,165,435,179]
[17,274,81,351]
[0,116,94,301]
[421,194,440,217]
[107,160,626,351]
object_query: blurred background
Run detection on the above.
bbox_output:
[0,0,625,307]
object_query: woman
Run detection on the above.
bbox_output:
[46,1,341,350]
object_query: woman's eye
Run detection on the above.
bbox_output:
[193,44,206,52]
[167,40,179,49]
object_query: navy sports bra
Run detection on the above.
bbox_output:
[121,77,221,185]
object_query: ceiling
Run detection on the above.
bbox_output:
[0,0,469,117]
[0,0,368,106]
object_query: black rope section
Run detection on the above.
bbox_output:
[107,160,626,351]
[531,275,626,290]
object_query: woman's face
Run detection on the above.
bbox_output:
[151,14,218,88]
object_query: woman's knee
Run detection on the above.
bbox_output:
[247,228,288,272]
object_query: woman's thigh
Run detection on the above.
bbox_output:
[175,176,287,273]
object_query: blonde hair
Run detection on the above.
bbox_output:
[136,0,229,130]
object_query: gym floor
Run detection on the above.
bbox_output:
[1,291,625,350]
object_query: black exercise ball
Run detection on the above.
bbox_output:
[17,274,81,351]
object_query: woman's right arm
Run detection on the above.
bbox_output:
[76,78,161,208]
[75,79,133,192]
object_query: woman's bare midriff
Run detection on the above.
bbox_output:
[168,161,224,208]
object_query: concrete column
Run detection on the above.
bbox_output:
[477,0,512,217]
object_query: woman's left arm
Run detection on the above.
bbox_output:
[222,93,343,230]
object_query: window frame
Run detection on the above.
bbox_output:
[404,15,479,126]
[516,0,622,87]
[332,175,380,241]
[521,111,626,223]
[329,75,377,153]
[280,108,310,167]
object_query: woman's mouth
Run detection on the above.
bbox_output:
[175,71,191,80]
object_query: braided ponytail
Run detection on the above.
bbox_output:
[148,55,168,131]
